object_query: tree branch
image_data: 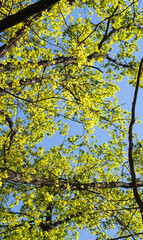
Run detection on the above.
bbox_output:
[98,23,132,50]
[79,5,118,46]
[1,168,143,190]
[128,57,143,219]
[0,56,75,72]
[103,55,134,69]
[0,20,33,58]
[0,52,133,74]
[0,110,16,132]
[0,110,17,164]
[108,232,143,240]
[0,0,60,34]
[0,77,42,96]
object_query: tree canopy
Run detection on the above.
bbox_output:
[0,0,143,239]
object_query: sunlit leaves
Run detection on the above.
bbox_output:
[0,0,143,239]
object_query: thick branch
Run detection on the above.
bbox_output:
[0,110,17,163]
[0,77,42,96]
[0,110,16,132]
[128,58,143,216]
[0,53,133,74]
[0,0,59,33]
[1,168,143,190]
[0,56,75,72]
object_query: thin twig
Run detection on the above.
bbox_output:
[108,232,143,240]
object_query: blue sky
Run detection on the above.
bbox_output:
[2,1,143,239]
[37,3,143,239]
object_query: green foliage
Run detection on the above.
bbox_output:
[0,0,143,239]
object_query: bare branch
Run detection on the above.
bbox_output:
[79,3,136,47]
[128,58,143,219]
[98,23,133,50]
[113,214,136,240]
[79,5,118,46]
[103,55,134,69]
[108,232,143,240]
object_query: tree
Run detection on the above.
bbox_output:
[0,0,143,239]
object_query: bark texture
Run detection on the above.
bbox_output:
[0,0,60,33]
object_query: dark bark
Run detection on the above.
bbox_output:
[0,19,34,58]
[0,0,60,33]
[128,58,143,218]
[0,110,16,132]
[108,232,143,240]
[1,168,143,190]
[0,27,25,58]
[0,53,133,74]
[98,23,132,50]
[0,110,17,165]
[0,78,42,96]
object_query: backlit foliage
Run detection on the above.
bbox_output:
[0,0,143,239]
